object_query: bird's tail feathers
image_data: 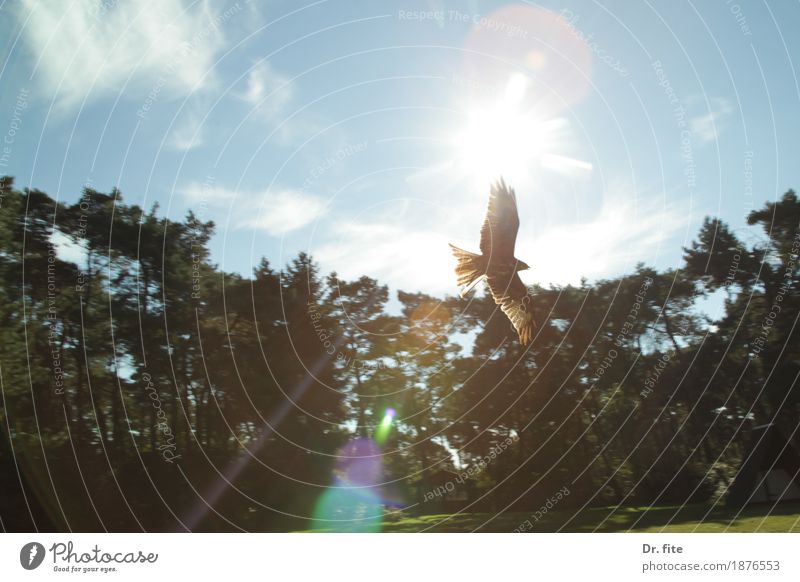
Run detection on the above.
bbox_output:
[449,244,486,297]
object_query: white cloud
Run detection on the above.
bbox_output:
[178,175,687,295]
[516,194,687,287]
[313,181,688,295]
[315,220,457,295]
[235,60,302,141]
[17,0,242,110]
[689,98,734,144]
[240,61,293,110]
[168,106,207,151]
[241,189,326,236]
[179,180,232,204]
[179,182,326,236]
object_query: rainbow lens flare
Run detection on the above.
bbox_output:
[374,408,395,445]
[311,438,383,532]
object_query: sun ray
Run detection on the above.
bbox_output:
[452,74,588,186]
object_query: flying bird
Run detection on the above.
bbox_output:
[449,179,536,344]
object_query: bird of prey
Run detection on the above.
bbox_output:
[449,179,536,344]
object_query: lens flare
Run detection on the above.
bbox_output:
[375,408,395,445]
[460,5,593,116]
[450,5,594,186]
[454,83,551,185]
[311,486,383,533]
[312,438,384,532]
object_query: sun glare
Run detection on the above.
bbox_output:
[454,74,553,184]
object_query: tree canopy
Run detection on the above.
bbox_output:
[1,174,798,531]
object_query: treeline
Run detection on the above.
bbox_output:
[0,175,798,531]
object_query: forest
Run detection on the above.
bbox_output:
[0,174,798,532]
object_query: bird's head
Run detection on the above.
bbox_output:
[516,260,530,272]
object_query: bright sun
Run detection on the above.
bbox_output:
[454,73,554,184]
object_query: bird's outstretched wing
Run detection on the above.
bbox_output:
[486,268,536,345]
[479,178,520,259]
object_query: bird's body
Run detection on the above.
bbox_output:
[449,179,536,344]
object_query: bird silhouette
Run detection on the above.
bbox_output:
[449,179,536,344]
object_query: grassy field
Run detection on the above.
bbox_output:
[305,502,800,532]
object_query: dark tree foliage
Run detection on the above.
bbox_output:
[0,175,798,530]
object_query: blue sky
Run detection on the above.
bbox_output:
[1,0,798,301]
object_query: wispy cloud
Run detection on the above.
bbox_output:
[235,60,303,141]
[180,180,233,204]
[179,182,326,236]
[17,0,245,111]
[168,104,207,151]
[517,190,688,287]
[240,189,326,236]
[689,97,734,144]
[315,220,456,295]
[239,61,293,112]
[313,180,688,295]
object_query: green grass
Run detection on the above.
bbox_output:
[304,502,800,533]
